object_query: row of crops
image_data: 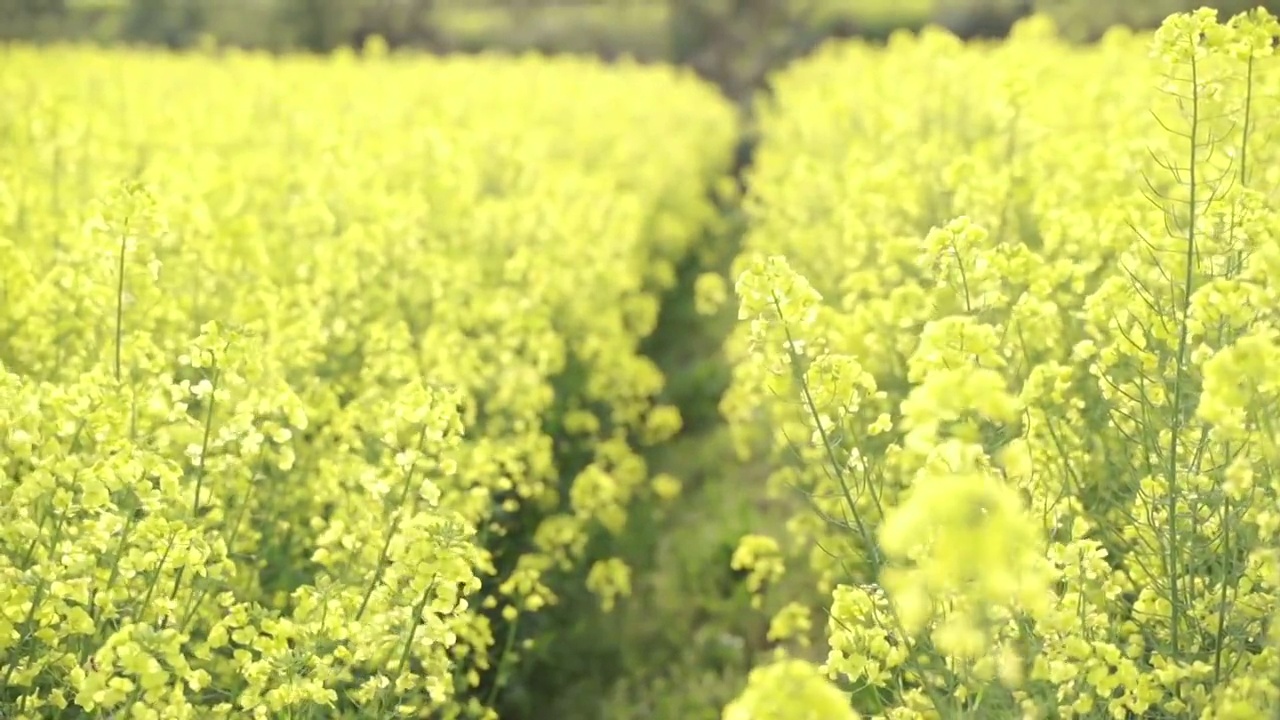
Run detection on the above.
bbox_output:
[722,8,1280,719]
[3,6,1280,720]
[0,44,736,718]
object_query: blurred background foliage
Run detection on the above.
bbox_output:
[6,1,1280,102]
[5,1,1280,719]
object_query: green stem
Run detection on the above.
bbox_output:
[138,532,178,623]
[772,292,881,570]
[1213,51,1255,688]
[1,512,66,690]
[90,488,141,629]
[483,609,520,709]
[192,358,221,517]
[356,425,430,622]
[179,455,261,631]
[114,219,130,384]
[1165,33,1202,661]
[394,577,439,679]
[0,576,49,691]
